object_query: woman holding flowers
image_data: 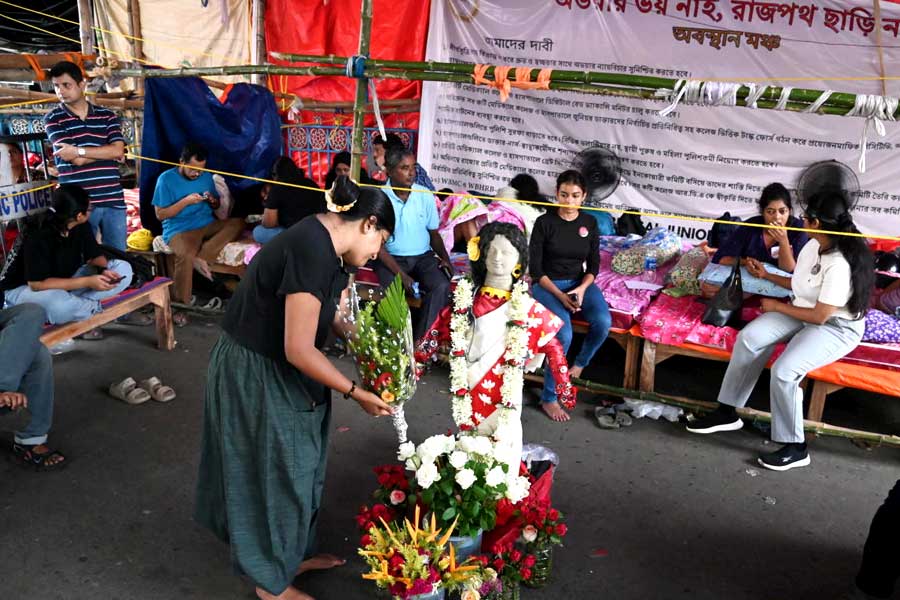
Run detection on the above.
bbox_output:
[416,222,576,476]
[195,178,396,600]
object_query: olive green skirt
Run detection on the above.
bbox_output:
[195,333,331,595]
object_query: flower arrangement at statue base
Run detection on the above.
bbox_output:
[397,434,531,552]
[517,502,567,588]
[359,506,480,600]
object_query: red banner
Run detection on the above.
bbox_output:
[265,0,430,103]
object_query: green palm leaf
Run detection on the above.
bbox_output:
[376,274,411,330]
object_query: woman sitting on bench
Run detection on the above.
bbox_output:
[2,184,133,328]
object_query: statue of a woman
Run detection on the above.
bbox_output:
[416,223,576,474]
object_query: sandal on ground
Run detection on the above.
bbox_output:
[116,311,154,326]
[173,311,189,327]
[80,328,104,340]
[11,442,67,471]
[594,406,620,429]
[139,377,176,403]
[109,377,151,405]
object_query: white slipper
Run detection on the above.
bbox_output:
[139,377,176,403]
[109,377,151,405]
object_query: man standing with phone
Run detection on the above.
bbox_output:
[152,142,244,324]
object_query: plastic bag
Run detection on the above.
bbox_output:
[664,246,710,297]
[701,260,743,327]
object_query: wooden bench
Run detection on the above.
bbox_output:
[40,277,176,351]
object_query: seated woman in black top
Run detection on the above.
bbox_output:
[253,157,326,244]
[324,151,373,190]
[529,170,612,423]
[2,184,133,326]
[196,177,395,600]
[713,182,809,271]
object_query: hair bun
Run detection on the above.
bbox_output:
[325,175,360,213]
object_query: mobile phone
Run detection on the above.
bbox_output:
[106,274,125,284]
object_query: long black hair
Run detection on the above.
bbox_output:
[329,176,395,235]
[470,222,528,288]
[804,191,873,317]
[28,184,90,234]
[758,182,793,214]
[510,173,542,202]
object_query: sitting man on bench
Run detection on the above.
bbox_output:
[0,303,65,470]
[152,142,244,324]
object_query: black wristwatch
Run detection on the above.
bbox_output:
[343,381,357,399]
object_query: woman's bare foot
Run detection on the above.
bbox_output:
[256,585,314,600]
[542,401,571,422]
[296,554,346,575]
[569,365,584,380]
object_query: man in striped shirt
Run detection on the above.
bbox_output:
[43,61,152,329]
[44,61,127,249]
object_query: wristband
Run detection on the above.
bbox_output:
[343,381,357,399]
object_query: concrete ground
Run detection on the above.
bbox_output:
[1,316,898,600]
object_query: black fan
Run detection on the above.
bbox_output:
[795,159,860,212]
[573,146,621,208]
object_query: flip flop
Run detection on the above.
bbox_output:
[615,411,634,427]
[109,377,151,405]
[594,407,620,429]
[139,377,176,403]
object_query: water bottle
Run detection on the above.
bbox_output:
[642,256,657,283]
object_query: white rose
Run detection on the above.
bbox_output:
[457,435,477,454]
[448,450,469,470]
[461,589,481,600]
[471,436,494,457]
[455,468,477,490]
[485,465,507,488]
[521,524,538,543]
[416,462,441,490]
[397,441,416,461]
[405,457,419,472]
[505,475,531,503]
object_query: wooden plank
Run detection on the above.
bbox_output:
[77,0,95,56]
[640,340,658,392]
[40,283,174,349]
[807,381,842,423]
[209,262,246,276]
[150,285,176,350]
[623,334,641,390]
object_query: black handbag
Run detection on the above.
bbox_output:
[701,261,743,327]
[100,244,156,289]
[616,209,647,237]
[708,212,742,248]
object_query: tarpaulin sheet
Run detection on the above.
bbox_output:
[138,78,282,235]
[264,0,430,103]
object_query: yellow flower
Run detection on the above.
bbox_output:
[381,391,396,403]
[467,236,481,261]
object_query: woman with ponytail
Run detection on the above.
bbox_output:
[196,176,396,600]
[1,184,133,328]
[687,191,872,472]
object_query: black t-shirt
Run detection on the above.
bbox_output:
[264,177,326,229]
[529,211,600,281]
[2,222,103,290]
[222,216,348,362]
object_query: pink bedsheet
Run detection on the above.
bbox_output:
[593,250,676,316]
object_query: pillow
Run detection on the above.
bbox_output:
[863,308,900,344]
[663,246,710,297]
[698,262,792,298]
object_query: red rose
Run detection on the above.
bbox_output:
[429,566,441,583]
[372,504,390,520]
[510,549,522,563]
[479,555,490,567]
[555,524,568,536]
[388,554,406,570]
[360,534,373,547]
[493,558,505,571]
[377,473,392,487]
[365,521,376,532]
[545,525,554,534]
[523,555,536,568]
[520,567,532,580]
[548,509,560,521]
[455,388,468,397]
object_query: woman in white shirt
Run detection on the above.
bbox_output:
[686,191,873,471]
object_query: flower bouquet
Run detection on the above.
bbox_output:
[345,274,417,442]
[354,465,412,538]
[398,434,531,543]
[482,546,536,600]
[359,506,480,600]
[517,504,566,588]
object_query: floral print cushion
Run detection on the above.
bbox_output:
[863,309,900,343]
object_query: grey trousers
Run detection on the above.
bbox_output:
[718,311,864,444]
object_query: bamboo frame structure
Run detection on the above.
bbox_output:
[349,0,373,181]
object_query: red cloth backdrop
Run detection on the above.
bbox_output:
[265,0,429,109]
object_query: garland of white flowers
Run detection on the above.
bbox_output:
[449,277,532,431]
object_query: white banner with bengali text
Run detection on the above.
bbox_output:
[419,0,900,241]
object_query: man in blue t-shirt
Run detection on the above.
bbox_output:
[152,142,244,307]
[372,147,452,339]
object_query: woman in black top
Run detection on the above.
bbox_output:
[529,170,612,422]
[2,184,133,326]
[324,151,373,190]
[253,157,326,244]
[195,177,395,600]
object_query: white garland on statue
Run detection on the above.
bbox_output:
[449,278,532,432]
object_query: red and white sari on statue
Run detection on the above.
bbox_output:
[416,287,576,474]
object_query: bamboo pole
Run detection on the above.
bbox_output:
[522,372,900,448]
[0,53,95,70]
[251,0,267,87]
[77,0,95,56]
[127,0,144,96]
[116,63,858,118]
[349,0,373,181]
[0,87,143,110]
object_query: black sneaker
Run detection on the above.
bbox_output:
[758,444,810,472]
[686,410,743,434]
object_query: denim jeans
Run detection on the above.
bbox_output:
[88,205,128,251]
[252,224,285,244]
[532,278,612,403]
[4,259,133,325]
[0,304,54,445]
